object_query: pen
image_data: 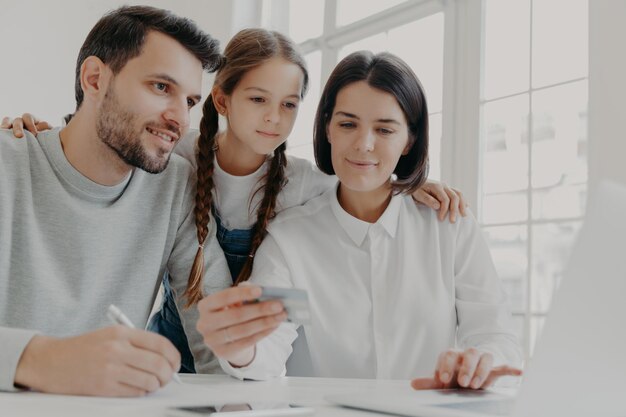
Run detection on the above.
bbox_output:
[107,304,182,384]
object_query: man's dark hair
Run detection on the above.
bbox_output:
[74,5,222,110]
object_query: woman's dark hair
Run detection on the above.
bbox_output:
[74,5,222,110]
[184,28,308,306]
[313,51,429,195]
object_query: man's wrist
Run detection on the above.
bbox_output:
[13,335,54,390]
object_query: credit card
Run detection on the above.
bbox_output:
[257,286,311,325]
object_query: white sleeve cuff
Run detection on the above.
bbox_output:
[0,328,38,392]
[218,323,298,380]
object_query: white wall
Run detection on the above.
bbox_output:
[0,0,259,128]
[588,0,626,188]
[2,0,623,190]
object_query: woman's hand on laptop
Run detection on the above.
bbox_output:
[196,286,287,368]
[410,348,522,390]
[1,113,52,138]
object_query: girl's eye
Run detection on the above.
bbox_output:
[187,98,196,108]
[284,102,298,109]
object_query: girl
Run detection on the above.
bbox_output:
[195,51,522,389]
[4,29,467,374]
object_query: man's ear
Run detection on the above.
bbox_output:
[212,86,229,116]
[79,56,110,102]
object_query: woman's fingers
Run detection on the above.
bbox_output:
[481,365,523,388]
[208,300,284,332]
[203,310,286,348]
[196,286,289,364]
[435,350,461,386]
[197,286,262,315]
[213,325,281,358]
[468,352,494,389]
[410,377,444,390]
[428,349,521,390]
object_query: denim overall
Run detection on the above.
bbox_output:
[148,212,252,373]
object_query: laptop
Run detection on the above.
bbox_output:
[327,180,626,417]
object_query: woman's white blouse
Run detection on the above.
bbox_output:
[220,185,522,380]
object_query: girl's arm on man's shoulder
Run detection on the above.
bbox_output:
[1,113,53,138]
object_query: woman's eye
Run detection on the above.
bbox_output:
[187,98,196,108]
[379,128,394,135]
[154,82,168,92]
[251,97,265,103]
[284,102,298,109]
[339,122,355,129]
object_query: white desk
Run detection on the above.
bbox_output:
[0,374,417,417]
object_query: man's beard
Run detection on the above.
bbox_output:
[96,86,177,174]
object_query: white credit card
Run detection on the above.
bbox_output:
[257,286,311,325]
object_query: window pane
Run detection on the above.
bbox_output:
[510,315,525,350]
[532,0,588,88]
[428,113,442,180]
[337,0,406,27]
[338,32,388,61]
[484,225,528,312]
[483,0,530,100]
[287,1,325,43]
[532,184,587,220]
[530,316,545,355]
[530,222,582,313]
[480,95,530,223]
[288,51,322,161]
[482,192,528,224]
[388,14,444,113]
[531,81,588,219]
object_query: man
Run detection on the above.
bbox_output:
[0,6,230,397]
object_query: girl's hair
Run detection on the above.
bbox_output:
[313,51,429,195]
[184,28,309,306]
